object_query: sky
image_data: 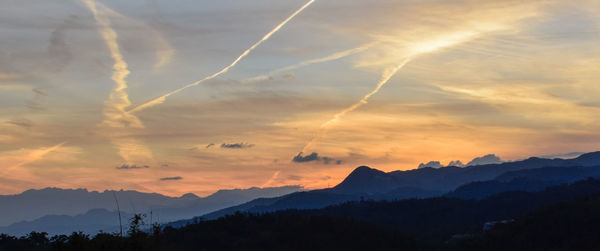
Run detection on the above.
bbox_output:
[1,0,600,196]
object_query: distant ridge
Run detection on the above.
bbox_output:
[200,151,600,220]
[0,185,302,235]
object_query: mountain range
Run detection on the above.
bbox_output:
[200,151,600,220]
[0,186,302,236]
[4,151,600,237]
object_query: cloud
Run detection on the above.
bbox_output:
[46,17,74,72]
[6,118,33,128]
[447,160,466,167]
[221,143,254,149]
[417,155,500,169]
[115,164,149,170]
[159,176,182,181]
[418,161,443,169]
[466,154,503,166]
[282,73,295,80]
[293,152,320,162]
[538,152,585,159]
[292,152,342,165]
[32,87,46,96]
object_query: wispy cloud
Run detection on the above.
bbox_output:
[6,118,33,128]
[116,164,149,170]
[221,143,254,149]
[159,176,182,181]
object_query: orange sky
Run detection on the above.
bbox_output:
[1,0,600,196]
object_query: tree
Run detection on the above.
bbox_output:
[128,213,147,236]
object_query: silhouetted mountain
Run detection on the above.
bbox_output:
[274,178,600,242]
[0,209,132,237]
[202,152,600,220]
[0,188,189,227]
[5,179,600,250]
[0,186,302,235]
[447,165,600,199]
[331,166,398,194]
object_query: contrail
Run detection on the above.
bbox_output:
[9,142,66,169]
[128,0,316,114]
[299,31,484,153]
[2,142,66,186]
[242,41,377,84]
[301,58,411,153]
[83,0,154,164]
[82,0,144,129]
[261,171,281,187]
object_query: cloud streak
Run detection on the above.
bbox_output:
[127,0,317,113]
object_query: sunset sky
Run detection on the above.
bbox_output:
[2,0,600,196]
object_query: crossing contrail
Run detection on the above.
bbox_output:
[299,31,484,153]
[242,41,377,84]
[83,0,154,164]
[82,0,144,129]
[128,0,316,114]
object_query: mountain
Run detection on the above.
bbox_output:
[202,152,600,220]
[0,186,302,235]
[0,209,131,237]
[6,179,600,251]
[273,178,600,241]
[446,165,600,199]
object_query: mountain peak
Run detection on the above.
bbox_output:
[351,165,377,173]
[346,166,388,179]
[332,166,394,194]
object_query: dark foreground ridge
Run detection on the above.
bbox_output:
[4,178,600,250]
